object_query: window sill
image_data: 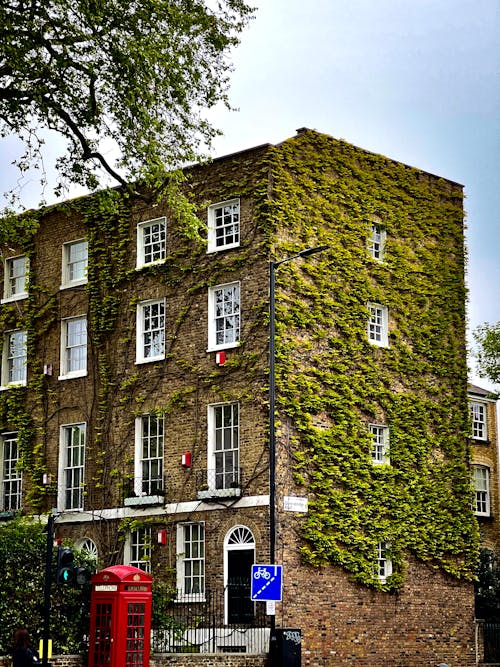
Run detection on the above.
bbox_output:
[197,488,241,501]
[0,382,26,391]
[124,494,164,507]
[58,371,87,381]
[1,293,28,304]
[59,279,87,290]
[58,508,85,515]
[368,339,389,348]
[136,259,167,270]
[206,342,240,354]
[135,356,165,365]
[207,243,240,254]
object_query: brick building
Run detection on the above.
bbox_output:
[469,383,500,552]
[0,129,479,665]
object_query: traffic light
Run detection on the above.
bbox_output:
[56,546,75,585]
[75,566,91,587]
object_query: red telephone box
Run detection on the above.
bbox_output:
[88,565,153,667]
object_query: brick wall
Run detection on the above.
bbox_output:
[0,657,83,667]
[0,655,266,667]
[470,392,500,551]
[278,537,476,667]
[0,133,480,667]
[151,655,266,667]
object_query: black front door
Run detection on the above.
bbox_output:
[227,549,254,624]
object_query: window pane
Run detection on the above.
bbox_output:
[7,331,27,384]
[368,224,385,260]
[65,318,87,373]
[5,256,28,297]
[212,403,239,489]
[141,219,166,265]
[130,527,151,572]
[140,415,164,495]
[140,301,165,359]
[2,433,22,511]
[182,523,205,596]
[63,424,85,510]
[211,201,240,250]
[213,284,240,346]
[66,241,88,282]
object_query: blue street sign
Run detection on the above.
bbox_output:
[251,564,283,601]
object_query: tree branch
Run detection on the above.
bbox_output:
[51,103,129,187]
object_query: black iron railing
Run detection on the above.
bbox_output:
[483,622,500,663]
[195,468,243,501]
[122,475,166,505]
[151,587,269,654]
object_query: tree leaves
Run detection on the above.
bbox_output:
[0,0,254,201]
[474,322,500,390]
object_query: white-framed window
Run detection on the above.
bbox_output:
[367,302,389,347]
[61,239,88,288]
[177,522,205,599]
[207,199,240,252]
[368,223,386,261]
[376,542,392,582]
[136,217,167,268]
[136,299,165,363]
[470,401,487,441]
[125,527,152,573]
[1,432,22,512]
[207,402,240,490]
[59,316,87,379]
[473,465,491,516]
[59,423,86,511]
[369,424,390,465]
[134,414,164,496]
[208,282,240,351]
[2,255,29,302]
[1,330,27,387]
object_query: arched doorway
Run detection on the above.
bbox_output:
[224,526,255,624]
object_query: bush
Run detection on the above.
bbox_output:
[0,516,94,656]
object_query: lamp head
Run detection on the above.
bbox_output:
[297,245,329,258]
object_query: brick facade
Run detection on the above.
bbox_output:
[0,129,479,666]
[469,384,500,552]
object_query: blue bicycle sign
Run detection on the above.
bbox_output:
[251,564,283,601]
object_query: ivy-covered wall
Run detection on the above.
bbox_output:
[0,128,478,597]
[268,129,478,590]
[0,146,276,570]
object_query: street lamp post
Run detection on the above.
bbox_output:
[268,245,328,658]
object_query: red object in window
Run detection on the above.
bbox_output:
[215,351,226,366]
[157,529,167,545]
[181,451,191,468]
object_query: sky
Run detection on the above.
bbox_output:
[1,0,499,382]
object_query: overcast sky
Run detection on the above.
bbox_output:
[207,0,500,384]
[1,0,499,381]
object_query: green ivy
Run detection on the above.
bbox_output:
[267,130,478,589]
